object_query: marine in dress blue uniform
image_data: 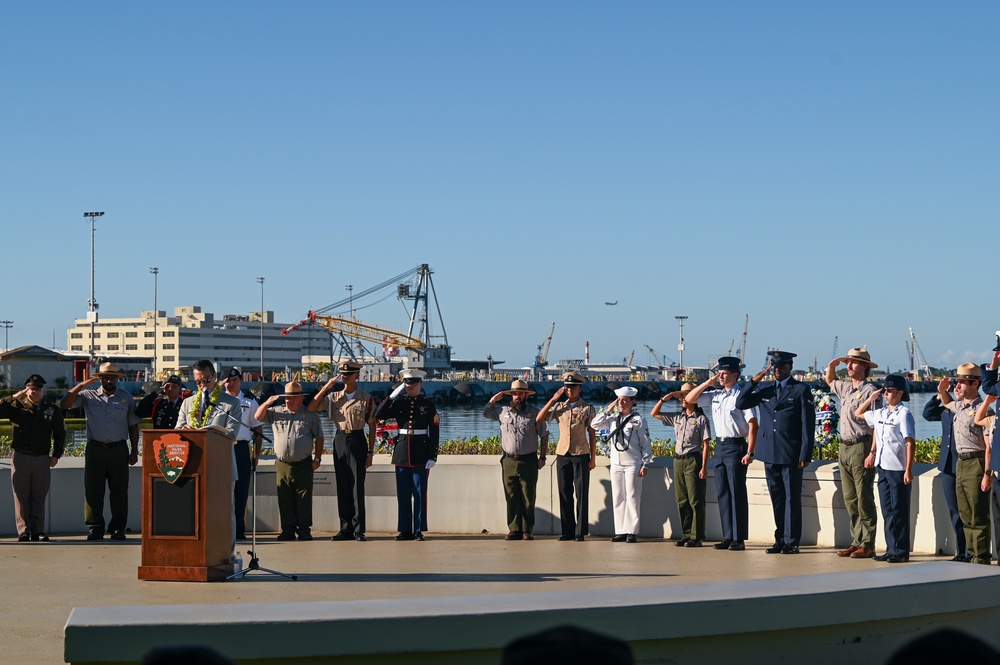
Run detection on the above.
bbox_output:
[373,369,440,540]
[735,350,815,553]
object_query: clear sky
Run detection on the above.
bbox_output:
[2,2,997,374]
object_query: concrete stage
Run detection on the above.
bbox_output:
[1,533,998,663]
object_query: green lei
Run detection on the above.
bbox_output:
[191,383,224,428]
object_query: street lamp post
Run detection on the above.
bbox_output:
[675,315,688,376]
[83,212,104,368]
[257,277,265,379]
[150,267,158,379]
[0,320,12,351]
[345,284,354,355]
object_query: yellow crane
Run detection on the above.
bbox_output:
[283,310,425,356]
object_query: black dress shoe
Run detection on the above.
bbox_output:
[17,534,29,542]
[574,536,585,542]
[109,530,126,541]
[873,553,890,561]
[415,532,425,541]
[781,545,800,554]
[86,531,104,541]
[35,533,49,542]
[394,532,415,541]
[713,539,733,550]
[765,544,784,554]
[330,532,354,541]
[557,535,574,541]
[29,533,39,542]
[610,534,627,543]
[675,538,690,547]
[886,555,906,563]
[236,533,247,540]
[505,531,523,541]
[276,531,295,541]
[355,533,367,541]
[686,540,703,548]
[297,531,313,541]
[625,535,637,543]
[728,541,745,551]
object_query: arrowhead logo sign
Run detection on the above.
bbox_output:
[153,433,190,484]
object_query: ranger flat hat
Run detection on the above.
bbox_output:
[679,382,697,393]
[951,362,982,381]
[93,361,125,378]
[24,374,46,387]
[713,356,742,372]
[281,381,306,397]
[338,360,363,374]
[835,347,878,369]
[400,368,427,382]
[163,375,184,387]
[882,374,910,402]
[503,379,536,395]
[767,350,797,365]
[562,371,585,385]
[614,386,638,398]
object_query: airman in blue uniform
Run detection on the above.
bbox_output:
[735,350,815,554]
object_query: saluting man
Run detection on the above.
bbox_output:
[735,350,815,554]
[0,374,66,542]
[136,375,186,429]
[309,360,377,542]
[936,363,992,565]
[825,348,880,559]
[374,368,440,541]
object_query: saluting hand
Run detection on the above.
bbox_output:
[752,364,772,384]
[937,377,951,394]
[489,391,505,404]
[828,359,840,370]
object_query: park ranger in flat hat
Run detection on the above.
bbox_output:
[937,363,992,565]
[825,347,880,559]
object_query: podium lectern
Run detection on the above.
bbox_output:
[138,429,233,582]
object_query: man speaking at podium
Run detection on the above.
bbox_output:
[177,360,243,544]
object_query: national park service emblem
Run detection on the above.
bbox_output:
[153,433,190,484]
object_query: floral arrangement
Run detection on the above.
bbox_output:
[813,389,839,447]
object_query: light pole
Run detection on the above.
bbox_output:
[0,320,12,351]
[83,212,104,368]
[150,267,158,379]
[675,315,688,376]
[346,284,354,356]
[257,277,265,379]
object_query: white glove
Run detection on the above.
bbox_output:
[389,383,405,399]
[425,460,436,469]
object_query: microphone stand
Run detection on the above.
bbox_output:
[204,394,296,581]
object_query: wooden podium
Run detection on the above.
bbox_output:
[138,429,233,582]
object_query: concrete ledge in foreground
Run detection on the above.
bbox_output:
[65,562,1000,664]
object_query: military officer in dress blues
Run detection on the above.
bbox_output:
[374,368,440,541]
[136,375,186,429]
[735,350,815,554]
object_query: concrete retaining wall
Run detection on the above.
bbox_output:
[64,563,1000,664]
[0,456,965,554]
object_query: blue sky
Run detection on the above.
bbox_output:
[2,2,997,373]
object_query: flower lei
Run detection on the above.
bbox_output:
[191,383,224,428]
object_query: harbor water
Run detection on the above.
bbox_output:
[64,390,949,452]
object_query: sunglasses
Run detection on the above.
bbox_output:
[404,379,422,384]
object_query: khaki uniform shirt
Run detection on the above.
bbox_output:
[828,379,878,441]
[657,411,711,456]
[548,400,595,456]
[945,398,987,454]
[325,389,375,432]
